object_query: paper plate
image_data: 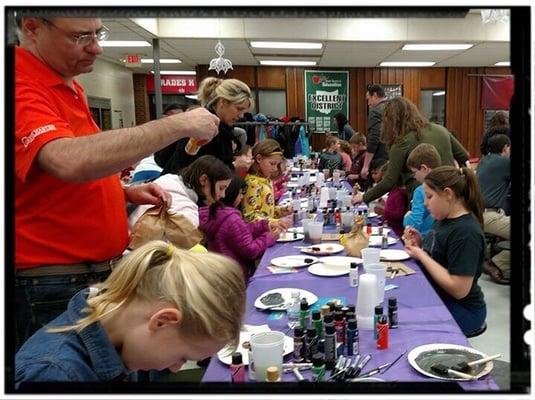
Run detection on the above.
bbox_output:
[277,232,305,242]
[380,249,411,261]
[368,236,398,247]
[300,243,345,256]
[254,287,319,311]
[308,256,363,277]
[217,331,294,366]
[408,343,494,381]
[270,255,319,268]
[287,226,305,234]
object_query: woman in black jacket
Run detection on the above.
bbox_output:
[155,77,254,174]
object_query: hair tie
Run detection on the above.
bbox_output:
[166,244,176,258]
[270,151,283,156]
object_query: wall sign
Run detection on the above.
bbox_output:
[305,71,349,132]
[369,84,403,100]
[146,75,198,94]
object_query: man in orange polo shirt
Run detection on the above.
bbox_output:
[14,16,220,349]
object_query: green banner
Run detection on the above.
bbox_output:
[305,70,349,133]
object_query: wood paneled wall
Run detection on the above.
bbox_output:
[197,65,511,157]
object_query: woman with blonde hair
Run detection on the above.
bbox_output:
[155,77,254,174]
[242,139,292,231]
[16,241,246,386]
[353,97,470,204]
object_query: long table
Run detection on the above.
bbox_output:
[202,180,498,391]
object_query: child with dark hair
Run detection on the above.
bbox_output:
[199,174,278,281]
[347,133,368,189]
[403,166,487,336]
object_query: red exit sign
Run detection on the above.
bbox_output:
[125,55,142,66]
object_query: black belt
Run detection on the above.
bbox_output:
[16,256,121,277]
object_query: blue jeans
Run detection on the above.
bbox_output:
[442,296,487,336]
[15,270,111,351]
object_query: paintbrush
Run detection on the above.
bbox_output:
[451,353,501,372]
[430,363,476,380]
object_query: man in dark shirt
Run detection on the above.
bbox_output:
[361,84,389,182]
[476,134,511,284]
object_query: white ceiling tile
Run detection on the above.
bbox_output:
[327,18,408,41]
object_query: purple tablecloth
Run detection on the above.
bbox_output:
[202,183,498,391]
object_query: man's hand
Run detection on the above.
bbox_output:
[168,107,220,142]
[125,183,171,207]
[351,192,363,205]
[233,153,253,170]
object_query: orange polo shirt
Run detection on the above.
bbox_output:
[15,47,129,268]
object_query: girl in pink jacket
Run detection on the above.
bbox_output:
[199,174,279,282]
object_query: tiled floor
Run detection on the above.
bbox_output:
[468,274,510,363]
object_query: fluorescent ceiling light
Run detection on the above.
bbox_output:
[494,61,510,66]
[402,44,473,51]
[141,58,182,64]
[251,41,322,49]
[186,95,198,100]
[99,40,151,47]
[380,61,436,67]
[150,70,196,75]
[433,91,446,96]
[259,60,317,66]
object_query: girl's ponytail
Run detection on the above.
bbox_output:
[460,166,484,228]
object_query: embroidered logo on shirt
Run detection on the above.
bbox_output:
[21,124,56,148]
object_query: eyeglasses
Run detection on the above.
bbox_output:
[42,19,110,46]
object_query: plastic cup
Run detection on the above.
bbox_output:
[364,263,387,304]
[342,195,353,208]
[361,247,381,266]
[328,187,337,200]
[342,212,354,232]
[301,218,313,243]
[356,273,377,329]
[308,221,323,244]
[292,199,301,211]
[250,331,285,381]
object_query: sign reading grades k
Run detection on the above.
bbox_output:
[305,70,349,133]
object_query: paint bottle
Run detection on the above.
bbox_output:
[293,210,299,225]
[242,341,255,381]
[323,312,334,338]
[377,223,384,236]
[376,315,389,350]
[388,297,399,329]
[184,138,204,155]
[287,290,301,329]
[341,306,350,320]
[345,311,356,322]
[320,305,331,318]
[366,222,372,235]
[230,352,245,382]
[345,318,359,356]
[334,304,343,313]
[334,311,345,345]
[312,311,323,339]
[349,262,359,287]
[300,299,310,329]
[266,366,281,382]
[305,328,319,361]
[293,327,305,362]
[311,353,326,382]
[347,304,356,314]
[335,208,341,230]
[381,233,389,249]
[326,302,336,312]
[363,207,369,225]
[373,305,383,339]
[323,324,337,370]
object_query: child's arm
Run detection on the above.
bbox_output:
[405,244,474,299]
[403,187,426,232]
[226,215,277,260]
[250,218,271,238]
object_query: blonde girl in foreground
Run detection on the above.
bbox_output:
[16,241,245,387]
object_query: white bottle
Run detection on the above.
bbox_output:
[287,290,301,329]
[349,262,359,287]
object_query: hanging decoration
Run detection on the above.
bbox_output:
[480,9,510,24]
[208,41,233,74]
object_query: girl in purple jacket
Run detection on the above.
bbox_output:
[199,174,279,282]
